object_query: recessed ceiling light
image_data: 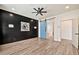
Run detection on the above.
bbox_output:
[12,8,15,10]
[65,6,70,9]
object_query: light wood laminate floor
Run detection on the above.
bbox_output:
[0,38,78,55]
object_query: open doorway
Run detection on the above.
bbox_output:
[46,18,55,40]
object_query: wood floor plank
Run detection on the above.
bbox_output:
[0,38,78,55]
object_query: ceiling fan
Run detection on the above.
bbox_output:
[32,8,47,16]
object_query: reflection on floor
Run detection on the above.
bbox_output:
[0,38,78,55]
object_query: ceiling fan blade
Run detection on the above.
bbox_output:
[38,8,41,12]
[32,12,37,13]
[33,8,38,11]
[41,11,47,13]
[38,8,44,12]
[40,8,44,11]
[36,13,39,16]
[40,13,43,16]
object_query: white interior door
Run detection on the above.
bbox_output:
[72,18,78,48]
[61,20,72,40]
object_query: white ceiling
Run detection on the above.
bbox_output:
[0,4,79,19]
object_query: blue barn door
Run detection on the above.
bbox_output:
[40,20,47,39]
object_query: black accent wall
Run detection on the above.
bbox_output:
[0,9,38,45]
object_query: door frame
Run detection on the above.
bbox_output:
[61,19,72,40]
[46,17,55,40]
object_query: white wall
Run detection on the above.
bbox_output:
[59,9,79,20]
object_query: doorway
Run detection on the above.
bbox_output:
[61,19,72,40]
[46,19,54,40]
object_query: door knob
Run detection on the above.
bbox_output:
[75,33,79,35]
